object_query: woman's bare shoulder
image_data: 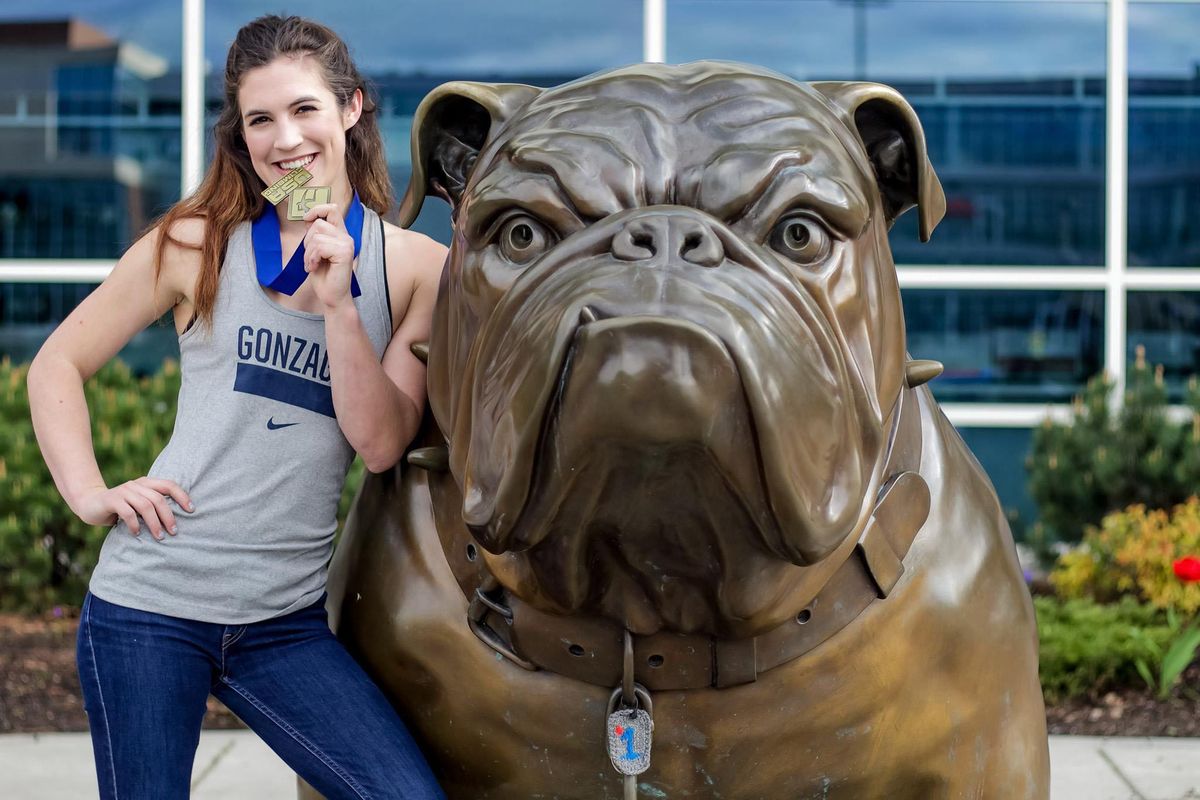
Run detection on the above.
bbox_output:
[151,214,207,280]
[159,215,208,250]
[87,214,209,326]
[380,221,448,331]
[382,222,447,274]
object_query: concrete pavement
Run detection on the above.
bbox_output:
[1051,736,1200,799]
[0,731,292,799]
[1,730,1198,798]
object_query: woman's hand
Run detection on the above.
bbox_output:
[72,478,193,541]
[302,203,356,311]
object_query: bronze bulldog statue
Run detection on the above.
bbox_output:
[322,61,1049,799]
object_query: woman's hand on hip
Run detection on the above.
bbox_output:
[73,478,193,541]
[302,203,356,311]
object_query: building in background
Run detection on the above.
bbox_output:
[2,1,1198,528]
[0,19,178,259]
[0,19,180,371]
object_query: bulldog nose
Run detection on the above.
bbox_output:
[611,214,724,268]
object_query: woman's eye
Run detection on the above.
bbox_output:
[768,215,831,266]
[297,105,317,114]
[249,116,269,126]
[497,216,554,264]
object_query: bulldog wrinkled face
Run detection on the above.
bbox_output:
[429,67,913,635]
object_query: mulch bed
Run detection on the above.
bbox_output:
[2,610,1198,736]
[1045,666,1200,737]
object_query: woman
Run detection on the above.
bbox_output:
[27,15,447,800]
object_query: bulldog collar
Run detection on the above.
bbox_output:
[418,381,931,692]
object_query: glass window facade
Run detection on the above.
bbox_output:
[903,289,1105,403]
[1128,3,1200,267]
[1127,291,1200,399]
[0,8,184,371]
[0,10,182,259]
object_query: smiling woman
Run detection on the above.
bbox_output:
[25,15,446,800]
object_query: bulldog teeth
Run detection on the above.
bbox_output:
[579,305,601,325]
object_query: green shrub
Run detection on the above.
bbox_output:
[1027,348,1200,545]
[1050,499,1200,615]
[1036,596,1174,702]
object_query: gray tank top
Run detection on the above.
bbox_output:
[89,209,393,623]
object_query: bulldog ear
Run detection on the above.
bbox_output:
[399,82,542,228]
[811,81,945,242]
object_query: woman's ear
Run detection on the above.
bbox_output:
[343,88,364,130]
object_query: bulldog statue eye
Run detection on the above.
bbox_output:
[769,215,830,266]
[498,216,553,265]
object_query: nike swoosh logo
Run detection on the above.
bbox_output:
[267,417,300,430]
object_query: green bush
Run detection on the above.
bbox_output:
[1036,596,1175,702]
[1,357,367,612]
[1050,500,1200,615]
[1027,349,1200,545]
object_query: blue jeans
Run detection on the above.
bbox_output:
[76,592,445,800]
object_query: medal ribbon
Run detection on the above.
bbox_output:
[252,191,364,298]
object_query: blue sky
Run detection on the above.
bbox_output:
[1,0,1197,78]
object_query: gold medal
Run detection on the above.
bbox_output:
[286,186,332,221]
[261,166,313,205]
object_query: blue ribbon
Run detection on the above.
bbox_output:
[252,191,363,298]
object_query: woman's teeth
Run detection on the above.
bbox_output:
[279,154,315,170]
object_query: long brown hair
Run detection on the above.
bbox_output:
[155,15,393,329]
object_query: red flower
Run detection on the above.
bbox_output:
[1174,556,1200,582]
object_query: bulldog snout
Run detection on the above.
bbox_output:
[611,213,724,268]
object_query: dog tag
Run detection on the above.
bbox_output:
[287,186,332,220]
[606,707,652,775]
[261,166,313,205]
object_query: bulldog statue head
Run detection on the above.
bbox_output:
[401,62,945,639]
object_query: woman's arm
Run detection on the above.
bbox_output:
[308,212,446,473]
[27,222,198,538]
